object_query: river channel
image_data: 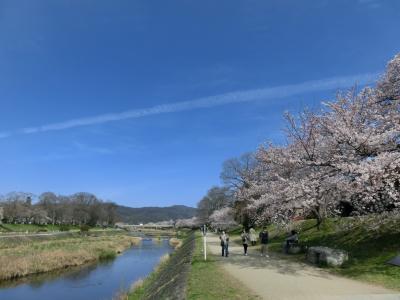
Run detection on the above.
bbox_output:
[0,238,173,300]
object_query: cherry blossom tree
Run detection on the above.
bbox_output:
[175,216,200,229]
[240,53,400,227]
[209,207,237,230]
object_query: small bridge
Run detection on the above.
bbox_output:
[116,224,176,237]
[116,224,174,230]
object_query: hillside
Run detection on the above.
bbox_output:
[116,205,197,224]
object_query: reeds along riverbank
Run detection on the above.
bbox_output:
[169,237,183,249]
[0,234,142,281]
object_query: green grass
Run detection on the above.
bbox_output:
[187,232,259,300]
[98,249,117,260]
[264,216,400,290]
[0,224,80,233]
[0,224,122,234]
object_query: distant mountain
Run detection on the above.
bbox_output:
[116,205,197,224]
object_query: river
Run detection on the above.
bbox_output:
[0,238,172,300]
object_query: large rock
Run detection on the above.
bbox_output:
[307,246,348,267]
[387,255,400,266]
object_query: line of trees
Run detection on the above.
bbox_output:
[178,52,400,230]
[0,192,117,226]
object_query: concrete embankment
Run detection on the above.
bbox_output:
[130,232,195,300]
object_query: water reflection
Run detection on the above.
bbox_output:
[0,239,172,300]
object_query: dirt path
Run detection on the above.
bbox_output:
[207,234,400,300]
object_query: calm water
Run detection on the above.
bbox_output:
[0,239,172,300]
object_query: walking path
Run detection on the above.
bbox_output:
[207,234,400,300]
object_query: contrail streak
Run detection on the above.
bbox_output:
[0,72,378,139]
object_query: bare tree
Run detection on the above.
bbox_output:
[38,192,58,225]
[220,152,258,190]
[1,191,118,226]
[197,186,233,224]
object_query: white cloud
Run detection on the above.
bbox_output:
[0,72,378,139]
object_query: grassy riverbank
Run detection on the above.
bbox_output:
[0,223,78,233]
[0,232,141,281]
[0,223,122,233]
[231,215,400,290]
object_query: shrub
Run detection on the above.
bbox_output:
[80,224,91,233]
[59,225,70,232]
[99,250,116,260]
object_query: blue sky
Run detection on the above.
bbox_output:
[0,0,399,207]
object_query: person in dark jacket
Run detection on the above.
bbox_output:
[259,227,269,257]
[219,231,229,257]
[284,230,299,253]
[241,230,250,256]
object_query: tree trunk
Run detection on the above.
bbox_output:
[313,207,323,230]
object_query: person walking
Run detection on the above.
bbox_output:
[241,230,250,255]
[259,227,269,257]
[249,227,257,246]
[284,230,299,254]
[219,231,229,257]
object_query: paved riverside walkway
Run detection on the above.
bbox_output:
[207,233,400,300]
